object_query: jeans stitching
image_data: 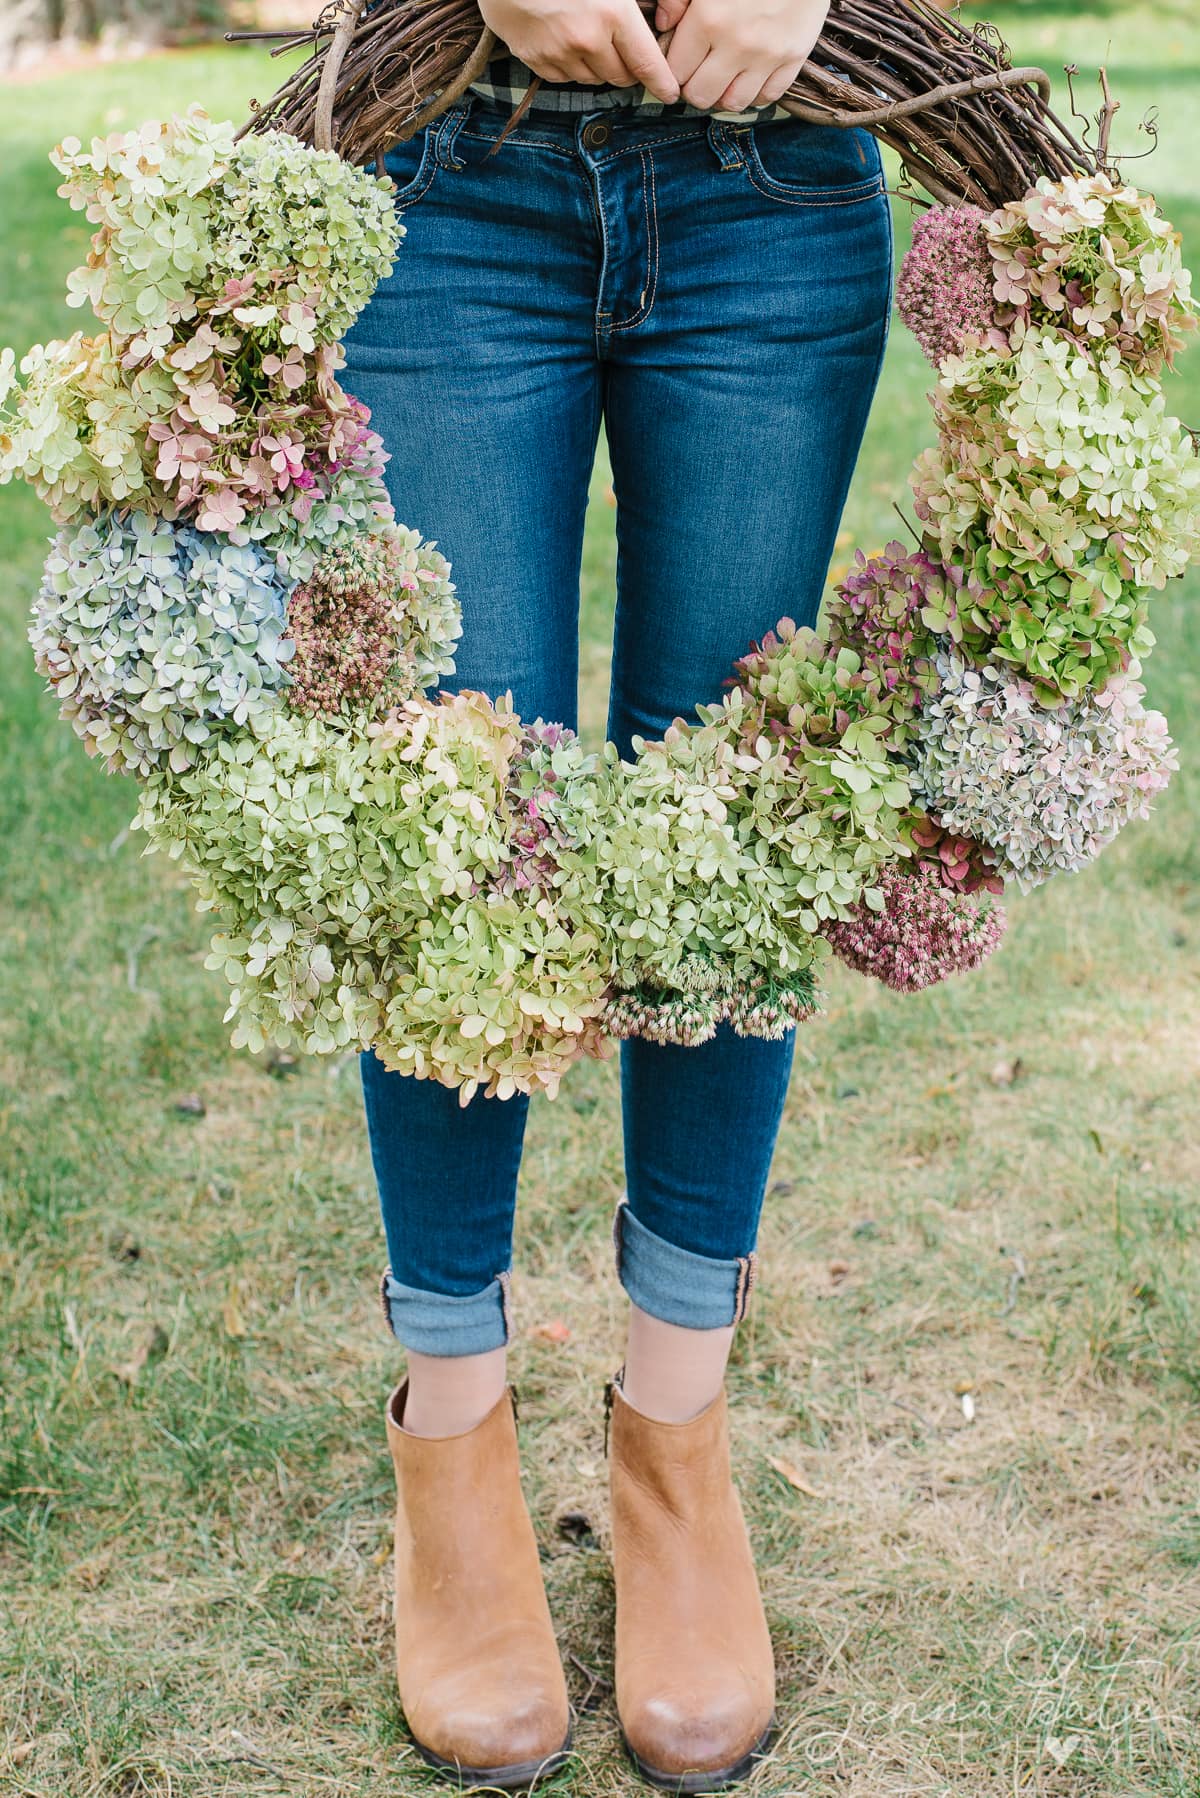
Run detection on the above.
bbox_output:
[388,134,439,208]
[590,126,706,160]
[459,127,577,158]
[743,139,883,208]
[609,148,659,333]
[594,159,613,339]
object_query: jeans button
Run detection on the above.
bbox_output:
[581,119,611,150]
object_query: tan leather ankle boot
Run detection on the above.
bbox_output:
[608,1380,775,1792]
[385,1381,571,1789]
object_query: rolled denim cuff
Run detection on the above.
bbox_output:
[613,1199,757,1330]
[379,1266,512,1356]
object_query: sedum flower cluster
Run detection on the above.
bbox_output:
[9,119,1196,1092]
[823,863,1007,993]
[896,203,1008,366]
[284,524,459,717]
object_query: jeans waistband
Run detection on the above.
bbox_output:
[449,91,753,164]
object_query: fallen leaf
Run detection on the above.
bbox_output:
[828,1260,851,1284]
[989,1056,1024,1087]
[113,1322,169,1387]
[69,1548,113,1591]
[174,1093,206,1118]
[576,1459,599,1480]
[526,1318,571,1345]
[555,1509,595,1545]
[767,1454,821,1499]
[222,1295,247,1339]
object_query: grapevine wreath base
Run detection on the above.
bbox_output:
[1,46,1197,1101]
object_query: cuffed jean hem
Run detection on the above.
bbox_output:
[612,1198,757,1330]
[379,1267,512,1356]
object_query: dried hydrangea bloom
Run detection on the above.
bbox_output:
[497,721,600,897]
[29,511,295,776]
[377,894,612,1104]
[824,543,945,736]
[896,204,1008,366]
[912,328,1200,599]
[824,862,1007,992]
[984,173,1197,374]
[912,654,1177,890]
[907,815,1004,896]
[925,545,1153,708]
[53,110,400,352]
[0,321,393,545]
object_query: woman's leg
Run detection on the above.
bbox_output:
[341,100,604,1431]
[595,112,892,1790]
[602,116,893,1396]
[339,101,609,1784]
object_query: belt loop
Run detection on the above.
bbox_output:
[706,117,746,170]
[433,96,474,171]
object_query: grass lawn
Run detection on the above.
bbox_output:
[2,10,1199,1795]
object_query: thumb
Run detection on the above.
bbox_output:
[613,0,681,103]
[655,0,689,29]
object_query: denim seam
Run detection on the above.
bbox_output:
[497,1268,514,1341]
[389,135,440,209]
[434,102,473,171]
[608,148,660,333]
[459,128,578,158]
[593,154,613,334]
[588,126,707,161]
[743,161,884,208]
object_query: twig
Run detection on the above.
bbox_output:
[1095,65,1121,170]
[999,1248,1028,1318]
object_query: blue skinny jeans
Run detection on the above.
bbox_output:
[342,94,892,1356]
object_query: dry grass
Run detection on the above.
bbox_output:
[3,11,1200,1796]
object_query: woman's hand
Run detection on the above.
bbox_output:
[654,0,830,112]
[478,0,681,103]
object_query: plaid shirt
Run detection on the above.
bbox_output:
[469,49,792,124]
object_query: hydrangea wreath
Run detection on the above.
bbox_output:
[3,110,1198,1102]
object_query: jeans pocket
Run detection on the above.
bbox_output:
[383,128,440,209]
[745,119,883,206]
